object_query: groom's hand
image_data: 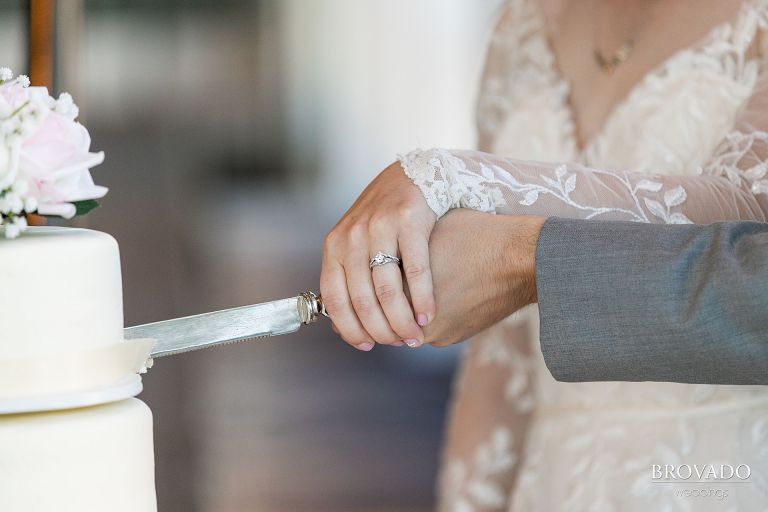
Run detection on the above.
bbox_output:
[415,210,544,347]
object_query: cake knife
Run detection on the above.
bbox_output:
[124,292,327,358]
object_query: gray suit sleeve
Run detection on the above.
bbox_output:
[535,218,768,384]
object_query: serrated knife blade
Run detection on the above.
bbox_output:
[125,291,326,358]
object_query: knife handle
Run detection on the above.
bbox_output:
[297,291,328,324]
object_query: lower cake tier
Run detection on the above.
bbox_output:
[0,398,156,512]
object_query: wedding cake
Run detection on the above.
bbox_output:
[0,69,156,511]
[0,227,157,512]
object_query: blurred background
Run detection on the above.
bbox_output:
[1,0,503,510]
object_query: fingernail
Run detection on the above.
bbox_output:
[417,314,428,326]
[392,341,405,347]
[357,342,375,352]
[404,338,421,348]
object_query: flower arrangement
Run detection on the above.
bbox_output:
[0,68,106,238]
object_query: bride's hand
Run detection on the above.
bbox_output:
[419,209,544,346]
[321,161,437,350]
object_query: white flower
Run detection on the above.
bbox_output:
[0,67,12,82]
[3,215,27,239]
[16,75,30,87]
[12,215,26,229]
[8,192,22,214]
[23,195,37,212]
[0,191,22,214]
[55,92,79,120]
[0,137,19,189]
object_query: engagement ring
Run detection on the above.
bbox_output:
[370,251,401,269]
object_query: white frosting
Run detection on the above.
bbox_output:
[0,227,124,358]
[0,398,157,512]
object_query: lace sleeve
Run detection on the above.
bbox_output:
[398,146,768,225]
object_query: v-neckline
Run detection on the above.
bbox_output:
[528,0,756,159]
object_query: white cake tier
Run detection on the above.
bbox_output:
[0,398,157,512]
[0,227,124,358]
[0,227,155,402]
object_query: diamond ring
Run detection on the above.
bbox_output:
[369,251,401,269]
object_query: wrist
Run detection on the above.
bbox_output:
[498,215,544,308]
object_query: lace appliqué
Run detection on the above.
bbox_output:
[398,148,506,218]
[475,318,537,414]
[702,130,768,194]
[441,427,517,512]
[504,164,693,224]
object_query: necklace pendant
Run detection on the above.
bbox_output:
[594,40,634,74]
[594,50,616,74]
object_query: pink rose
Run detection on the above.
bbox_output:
[1,72,105,237]
[18,103,106,219]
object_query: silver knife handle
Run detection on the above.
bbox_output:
[297,291,328,324]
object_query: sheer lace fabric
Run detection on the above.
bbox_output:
[398,148,768,224]
[402,1,768,510]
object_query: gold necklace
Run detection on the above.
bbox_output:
[593,1,657,74]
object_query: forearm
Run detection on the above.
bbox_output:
[535,218,768,384]
[420,211,543,346]
[399,148,768,224]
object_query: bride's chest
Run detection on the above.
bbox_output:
[485,2,762,174]
[548,0,745,147]
[490,57,756,174]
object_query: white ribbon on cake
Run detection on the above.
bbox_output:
[0,339,155,402]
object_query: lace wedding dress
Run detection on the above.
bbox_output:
[399,1,768,510]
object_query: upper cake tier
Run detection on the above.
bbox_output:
[0,227,123,358]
